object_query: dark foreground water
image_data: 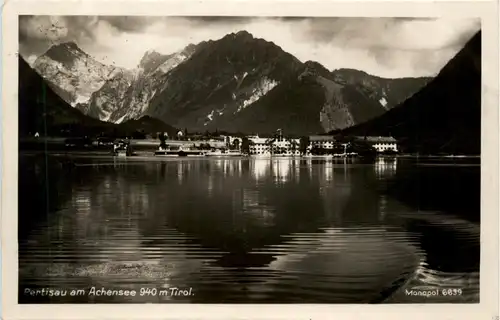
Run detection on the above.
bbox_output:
[18,155,480,303]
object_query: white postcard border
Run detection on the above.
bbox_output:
[2,1,499,319]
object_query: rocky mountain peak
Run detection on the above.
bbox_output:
[62,41,81,50]
[32,40,123,108]
[41,41,88,67]
[296,61,332,85]
[302,61,331,76]
[330,68,372,85]
[332,68,370,76]
[220,30,272,48]
[234,30,254,39]
[49,41,85,55]
[186,30,302,76]
[219,30,254,41]
[181,43,198,56]
[141,49,163,60]
[138,50,169,71]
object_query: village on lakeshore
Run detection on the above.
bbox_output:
[24,128,398,158]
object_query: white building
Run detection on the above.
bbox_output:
[309,135,336,150]
[275,136,300,156]
[248,135,300,156]
[362,136,398,152]
[248,136,270,155]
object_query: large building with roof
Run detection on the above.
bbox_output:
[308,135,398,154]
[357,136,398,152]
[248,136,270,155]
[248,135,300,156]
[245,132,398,156]
[309,135,336,150]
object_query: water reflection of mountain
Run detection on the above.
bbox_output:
[150,159,329,255]
[111,160,401,264]
[20,157,405,258]
[19,155,80,239]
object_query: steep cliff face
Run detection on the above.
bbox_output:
[19,57,177,137]
[18,57,111,136]
[294,62,385,132]
[335,31,481,155]
[85,70,135,121]
[331,68,431,110]
[88,44,198,123]
[32,42,125,108]
[317,68,430,132]
[228,61,429,135]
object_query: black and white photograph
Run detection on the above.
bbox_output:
[2,1,498,316]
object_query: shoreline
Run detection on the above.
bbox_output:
[18,150,481,160]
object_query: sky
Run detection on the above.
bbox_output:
[18,16,480,78]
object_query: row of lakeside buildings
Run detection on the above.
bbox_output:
[222,134,398,156]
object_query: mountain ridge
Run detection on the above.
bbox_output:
[19,57,178,138]
[33,41,129,108]
[26,30,431,135]
[332,30,481,155]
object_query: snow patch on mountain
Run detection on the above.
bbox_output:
[235,72,249,82]
[73,94,91,106]
[233,72,248,82]
[204,110,215,126]
[207,110,215,121]
[379,97,388,107]
[159,53,188,74]
[203,108,226,126]
[115,114,128,124]
[236,77,278,113]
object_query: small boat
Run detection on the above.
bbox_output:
[205,149,242,157]
[155,146,205,157]
[226,150,242,156]
[154,150,183,156]
[113,139,133,157]
[204,150,224,157]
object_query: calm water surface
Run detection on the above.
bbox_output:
[18,155,480,303]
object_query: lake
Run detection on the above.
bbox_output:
[18,155,480,303]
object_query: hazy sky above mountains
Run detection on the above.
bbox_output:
[19,16,480,78]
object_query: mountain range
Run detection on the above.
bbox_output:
[334,31,481,155]
[28,30,431,136]
[19,58,177,138]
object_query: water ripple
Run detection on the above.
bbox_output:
[18,156,480,303]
